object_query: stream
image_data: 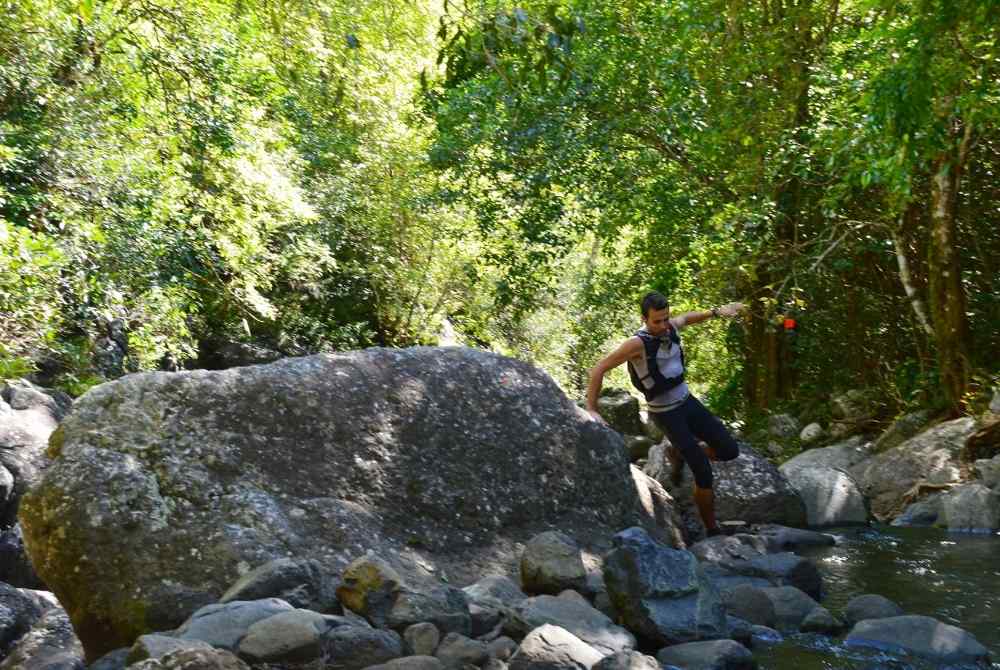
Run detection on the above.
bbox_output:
[752,524,1000,669]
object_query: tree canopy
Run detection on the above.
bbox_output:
[1,0,997,423]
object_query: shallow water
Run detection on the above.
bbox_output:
[752,524,1000,669]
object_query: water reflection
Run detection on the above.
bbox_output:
[751,524,1000,669]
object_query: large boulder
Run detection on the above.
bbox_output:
[777,463,867,527]
[602,527,726,646]
[850,418,977,520]
[20,348,648,660]
[780,435,872,472]
[711,446,807,527]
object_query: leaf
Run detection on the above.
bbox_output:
[78,0,94,22]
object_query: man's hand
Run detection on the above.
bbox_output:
[587,409,607,425]
[717,302,746,318]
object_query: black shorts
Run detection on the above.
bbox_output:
[649,395,739,488]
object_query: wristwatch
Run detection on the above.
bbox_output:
[711,307,720,317]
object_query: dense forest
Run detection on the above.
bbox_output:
[2,0,997,430]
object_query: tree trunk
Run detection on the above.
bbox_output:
[927,148,971,415]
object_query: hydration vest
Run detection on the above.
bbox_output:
[627,327,685,401]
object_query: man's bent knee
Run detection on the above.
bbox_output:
[715,439,739,462]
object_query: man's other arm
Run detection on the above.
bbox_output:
[674,302,746,327]
[585,337,644,423]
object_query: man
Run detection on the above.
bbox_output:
[586,291,745,537]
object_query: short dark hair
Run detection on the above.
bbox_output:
[641,291,669,317]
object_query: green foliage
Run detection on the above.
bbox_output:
[0,0,996,420]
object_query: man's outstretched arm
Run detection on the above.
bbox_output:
[585,337,644,423]
[674,302,746,327]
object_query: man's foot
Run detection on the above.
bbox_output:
[666,445,684,485]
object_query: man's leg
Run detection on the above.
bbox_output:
[688,397,740,462]
[652,404,720,533]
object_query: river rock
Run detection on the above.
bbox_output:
[488,636,519,661]
[624,436,654,462]
[782,435,872,472]
[891,493,944,527]
[592,649,660,670]
[842,594,903,627]
[127,647,250,670]
[0,581,48,651]
[366,657,445,670]
[236,608,330,664]
[387,586,471,636]
[655,639,754,670]
[851,417,977,520]
[0,605,84,670]
[176,599,293,650]
[434,632,489,668]
[220,557,339,613]
[845,615,990,665]
[505,595,635,655]
[754,525,836,553]
[87,648,131,670]
[872,410,934,453]
[718,584,775,628]
[759,586,820,633]
[800,606,841,634]
[508,624,603,670]
[0,379,69,527]
[520,532,588,596]
[777,463,867,527]
[603,527,726,646]
[320,623,404,670]
[464,576,527,609]
[404,622,441,656]
[799,423,823,444]
[768,414,801,441]
[462,576,527,638]
[597,390,644,436]
[0,524,44,589]
[127,634,213,663]
[20,348,647,658]
[829,389,879,436]
[641,416,664,443]
[940,483,1000,532]
[630,466,685,549]
[975,455,1000,489]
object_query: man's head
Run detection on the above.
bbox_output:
[641,291,671,335]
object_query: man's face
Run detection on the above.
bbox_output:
[643,306,671,336]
